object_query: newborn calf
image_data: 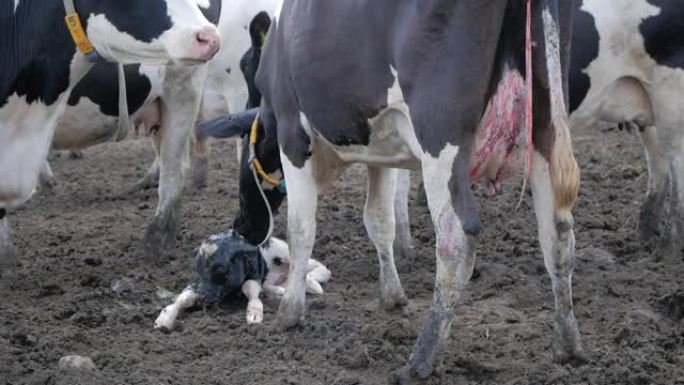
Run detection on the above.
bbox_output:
[155,231,331,331]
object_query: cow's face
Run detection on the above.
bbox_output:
[79,0,220,65]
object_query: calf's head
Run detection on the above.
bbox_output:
[77,0,220,65]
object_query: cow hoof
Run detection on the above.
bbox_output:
[389,365,435,385]
[192,157,209,190]
[274,297,305,331]
[380,286,409,310]
[553,347,589,367]
[654,241,683,264]
[143,219,178,257]
[246,299,264,324]
[638,207,661,242]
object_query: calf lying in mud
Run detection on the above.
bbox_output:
[155,231,331,331]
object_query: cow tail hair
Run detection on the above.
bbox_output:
[542,4,580,219]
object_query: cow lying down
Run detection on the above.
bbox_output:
[154,231,331,330]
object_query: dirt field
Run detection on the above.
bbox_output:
[1,121,683,385]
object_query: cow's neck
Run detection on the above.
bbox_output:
[1,0,78,107]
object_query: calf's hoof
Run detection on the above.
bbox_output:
[246,299,264,324]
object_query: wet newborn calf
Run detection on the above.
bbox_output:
[155,231,331,331]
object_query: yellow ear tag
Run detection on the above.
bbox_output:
[65,12,95,54]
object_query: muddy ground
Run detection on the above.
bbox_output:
[1,121,683,385]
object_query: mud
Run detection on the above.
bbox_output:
[1,122,683,385]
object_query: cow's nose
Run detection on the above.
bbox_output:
[195,26,220,61]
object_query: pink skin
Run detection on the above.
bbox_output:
[470,70,527,195]
[242,279,264,324]
[195,26,221,61]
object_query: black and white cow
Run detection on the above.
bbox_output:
[569,0,684,263]
[204,0,584,382]
[33,0,280,254]
[0,0,220,275]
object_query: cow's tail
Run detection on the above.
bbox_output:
[542,0,580,219]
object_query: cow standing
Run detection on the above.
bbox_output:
[570,0,684,263]
[0,0,220,276]
[206,0,584,382]
[33,0,281,254]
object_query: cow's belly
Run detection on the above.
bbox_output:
[0,94,67,208]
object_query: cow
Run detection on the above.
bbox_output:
[569,0,684,263]
[201,0,584,382]
[153,231,331,330]
[0,0,220,278]
[33,0,280,254]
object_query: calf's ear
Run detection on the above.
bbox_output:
[198,108,260,138]
[249,11,272,48]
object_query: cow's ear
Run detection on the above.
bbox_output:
[249,11,272,48]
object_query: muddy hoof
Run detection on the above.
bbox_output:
[389,364,439,385]
[659,291,684,321]
[0,244,19,281]
[380,294,409,311]
[394,244,417,262]
[273,298,305,331]
[68,150,84,160]
[142,221,177,258]
[553,347,589,367]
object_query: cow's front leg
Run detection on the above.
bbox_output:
[366,166,408,309]
[144,65,207,253]
[393,169,417,262]
[275,153,319,330]
[0,210,18,281]
[531,152,587,364]
[242,279,264,324]
[638,125,669,241]
[154,286,200,332]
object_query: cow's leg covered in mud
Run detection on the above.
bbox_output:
[638,126,669,241]
[532,0,585,363]
[144,65,207,254]
[664,135,684,264]
[400,146,480,381]
[365,166,408,309]
[0,209,18,282]
[393,169,417,261]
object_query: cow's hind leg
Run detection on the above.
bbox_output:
[662,146,684,263]
[275,152,319,330]
[395,148,480,382]
[366,166,408,309]
[531,151,587,364]
[393,169,417,262]
[0,210,18,282]
[638,126,669,241]
[131,135,161,192]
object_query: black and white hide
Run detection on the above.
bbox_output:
[154,231,330,330]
